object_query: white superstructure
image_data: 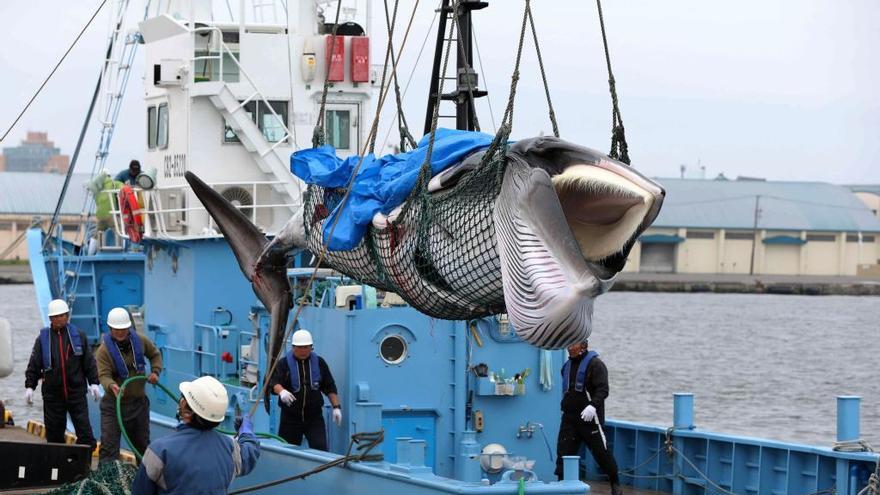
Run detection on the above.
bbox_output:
[117,0,377,239]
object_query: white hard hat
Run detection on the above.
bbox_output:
[107,307,132,330]
[48,299,70,317]
[179,376,228,422]
[291,329,313,347]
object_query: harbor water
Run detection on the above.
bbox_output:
[1,284,877,448]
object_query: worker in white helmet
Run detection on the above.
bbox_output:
[268,329,341,450]
[24,299,101,450]
[132,376,260,495]
[95,307,163,464]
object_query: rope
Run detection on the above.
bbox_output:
[525,5,558,138]
[368,0,417,154]
[249,0,423,419]
[595,0,630,164]
[115,375,285,461]
[228,430,384,494]
[378,0,439,152]
[312,0,344,148]
[833,439,875,453]
[0,0,109,142]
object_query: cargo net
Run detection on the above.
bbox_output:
[303,151,508,320]
[44,461,137,495]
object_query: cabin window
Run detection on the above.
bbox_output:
[147,106,158,149]
[224,100,288,143]
[325,110,351,150]
[193,51,240,83]
[157,103,169,149]
[379,335,407,365]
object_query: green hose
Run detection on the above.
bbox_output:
[116,375,286,460]
[518,477,525,494]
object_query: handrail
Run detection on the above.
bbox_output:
[190,25,293,147]
[103,181,296,240]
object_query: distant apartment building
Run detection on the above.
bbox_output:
[626,178,880,277]
[1,131,70,174]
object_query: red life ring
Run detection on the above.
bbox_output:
[118,185,144,243]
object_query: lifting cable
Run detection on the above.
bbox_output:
[0,0,108,143]
[595,0,630,165]
[368,0,417,154]
[250,0,423,420]
[312,0,344,147]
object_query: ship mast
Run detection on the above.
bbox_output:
[423,0,488,134]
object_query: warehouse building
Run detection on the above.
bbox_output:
[0,172,90,261]
[627,178,880,276]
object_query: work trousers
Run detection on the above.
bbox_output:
[99,394,150,464]
[43,396,96,450]
[278,414,328,451]
[555,412,619,484]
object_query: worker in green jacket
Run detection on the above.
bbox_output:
[90,170,124,231]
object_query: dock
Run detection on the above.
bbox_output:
[613,272,880,295]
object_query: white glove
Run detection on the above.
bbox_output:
[580,404,597,422]
[25,388,34,405]
[279,389,295,406]
[332,408,343,426]
[89,384,102,402]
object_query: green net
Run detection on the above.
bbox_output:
[303,149,509,320]
[44,461,137,495]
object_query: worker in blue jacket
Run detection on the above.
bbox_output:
[24,299,101,450]
[132,376,260,495]
[555,340,622,495]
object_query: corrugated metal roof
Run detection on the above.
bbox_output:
[0,172,92,215]
[652,178,880,233]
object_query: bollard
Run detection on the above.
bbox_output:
[396,437,413,465]
[457,430,482,482]
[562,455,579,482]
[673,393,694,430]
[836,396,860,442]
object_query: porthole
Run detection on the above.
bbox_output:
[379,335,407,365]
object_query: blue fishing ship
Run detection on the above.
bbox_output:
[18,0,879,494]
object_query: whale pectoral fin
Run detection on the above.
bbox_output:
[515,168,593,286]
[185,172,265,281]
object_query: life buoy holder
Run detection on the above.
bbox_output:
[119,185,144,243]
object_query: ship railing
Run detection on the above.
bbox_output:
[190,25,293,150]
[104,180,296,241]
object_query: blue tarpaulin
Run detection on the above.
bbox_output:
[291,128,496,250]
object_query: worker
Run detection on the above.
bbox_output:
[132,376,260,494]
[115,159,142,186]
[24,299,101,450]
[555,340,622,495]
[269,329,341,450]
[91,169,124,232]
[95,307,163,464]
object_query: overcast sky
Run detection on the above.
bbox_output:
[1,0,878,183]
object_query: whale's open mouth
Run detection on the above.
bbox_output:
[552,162,660,263]
[496,138,666,348]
